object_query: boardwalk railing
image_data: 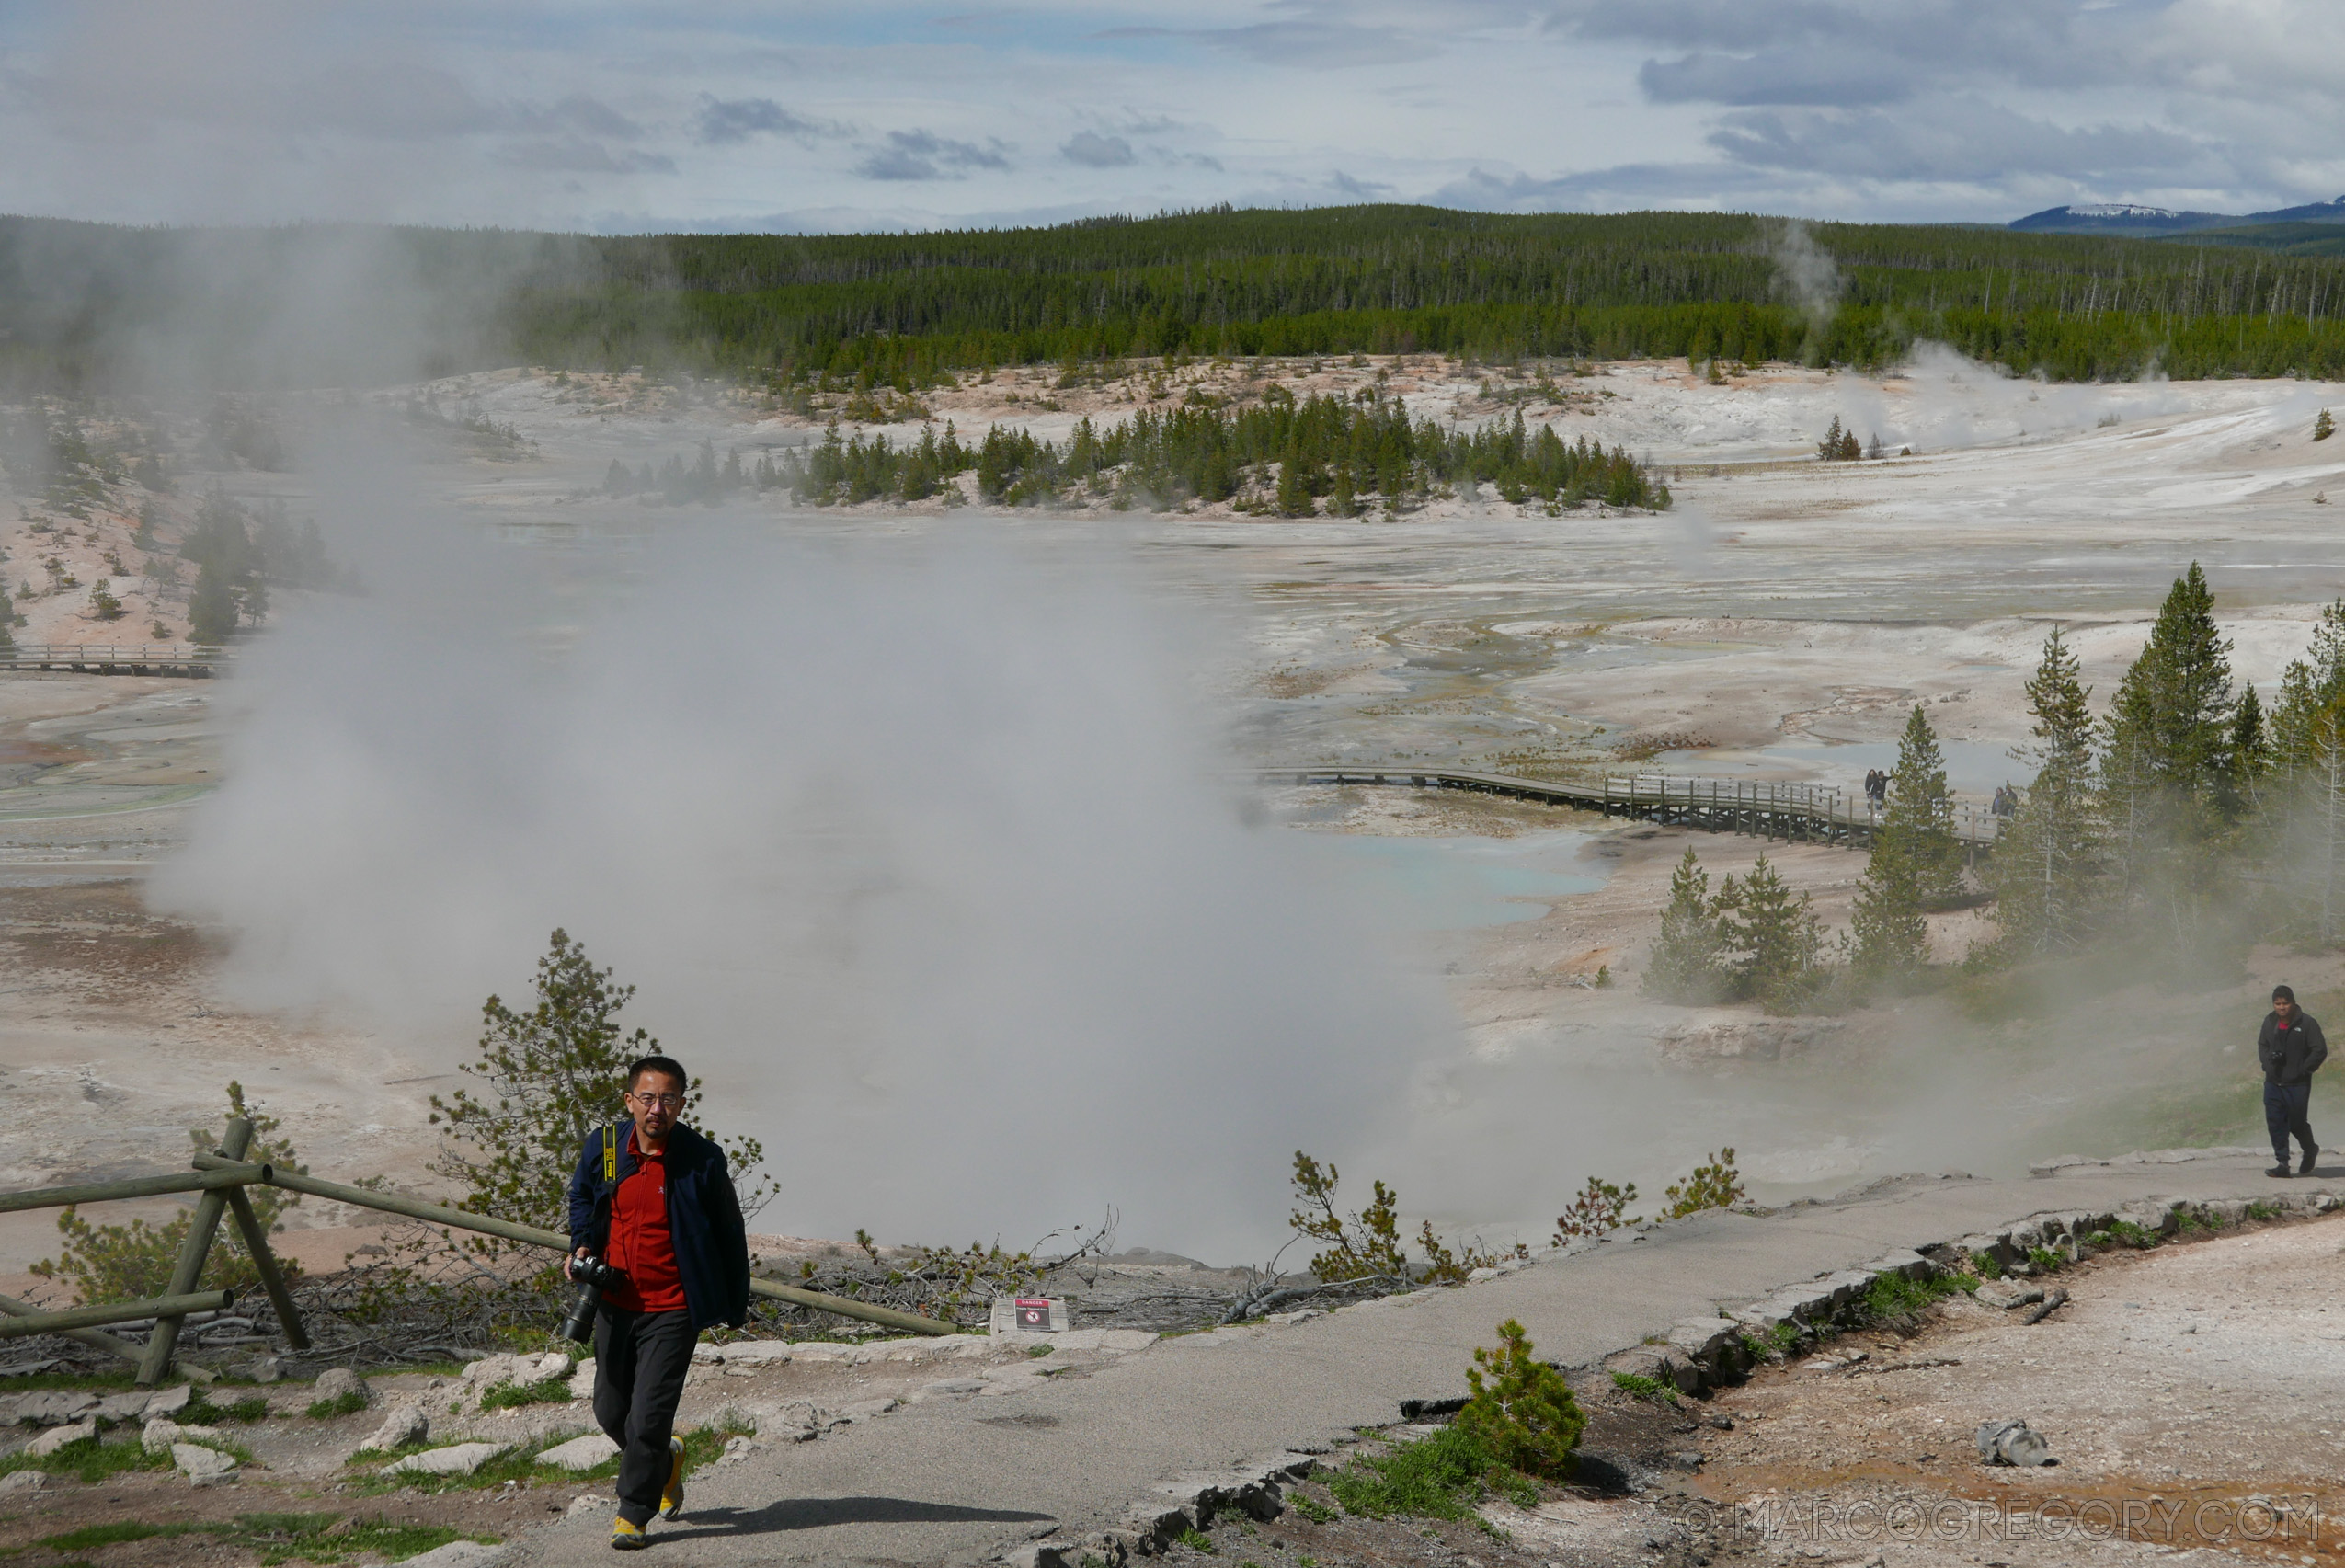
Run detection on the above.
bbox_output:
[1267,764,2003,855]
[0,642,220,677]
[0,1118,961,1382]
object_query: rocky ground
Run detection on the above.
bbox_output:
[0,1326,1168,1566]
[1152,1206,2345,1568]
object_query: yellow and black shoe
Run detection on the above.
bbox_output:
[660,1435,687,1520]
[611,1516,648,1551]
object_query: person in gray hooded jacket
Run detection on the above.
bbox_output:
[2259,984,2328,1177]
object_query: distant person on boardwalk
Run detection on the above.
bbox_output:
[1863,769,1885,811]
[2259,986,2327,1178]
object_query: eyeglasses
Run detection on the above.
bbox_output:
[628,1092,684,1111]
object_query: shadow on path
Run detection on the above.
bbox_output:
[667,1496,1056,1539]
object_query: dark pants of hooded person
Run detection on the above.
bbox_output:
[594,1307,694,1527]
[2266,1081,2316,1164]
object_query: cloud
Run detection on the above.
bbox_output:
[856,129,1012,181]
[514,95,645,142]
[1062,131,1136,167]
[1637,48,1921,109]
[500,139,677,177]
[1709,97,2214,185]
[1093,18,1419,69]
[695,95,836,146]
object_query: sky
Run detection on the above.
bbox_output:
[3,1,2341,235]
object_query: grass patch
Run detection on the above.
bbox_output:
[28,1512,498,1566]
[477,1376,572,1412]
[1324,1425,1534,1523]
[2086,1220,2160,1251]
[36,1521,211,1550]
[185,1393,271,1425]
[1175,1525,1216,1552]
[1289,1492,1338,1524]
[0,1435,170,1485]
[0,1370,139,1394]
[306,1389,368,1420]
[1608,1371,1678,1403]
[1859,1270,1972,1323]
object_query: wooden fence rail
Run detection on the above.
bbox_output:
[0,643,220,677]
[0,1119,957,1383]
[1265,764,2003,857]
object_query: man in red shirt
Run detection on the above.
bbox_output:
[566,1054,751,1551]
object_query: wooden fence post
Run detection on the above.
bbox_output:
[137,1117,252,1385]
[224,1187,309,1351]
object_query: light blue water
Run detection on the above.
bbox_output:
[1300,829,1607,930]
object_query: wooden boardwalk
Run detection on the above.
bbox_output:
[1264,764,2003,855]
[0,643,219,677]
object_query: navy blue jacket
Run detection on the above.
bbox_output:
[566,1119,750,1333]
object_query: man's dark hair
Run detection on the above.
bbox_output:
[627,1054,689,1092]
[2274,985,2298,1004]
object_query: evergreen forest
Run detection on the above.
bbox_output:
[5,206,2345,393]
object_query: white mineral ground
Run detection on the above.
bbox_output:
[3,351,2343,1279]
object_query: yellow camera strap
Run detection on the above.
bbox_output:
[602,1122,617,1185]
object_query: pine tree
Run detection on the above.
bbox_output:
[1330,462,1358,518]
[188,559,239,644]
[1852,704,1962,976]
[1716,854,1827,1012]
[2225,682,2269,816]
[2316,407,2335,442]
[1990,628,2103,954]
[1642,847,1729,1003]
[2102,564,2236,895]
[2271,598,2345,773]
[1275,449,1312,517]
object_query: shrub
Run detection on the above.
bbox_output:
[1287,1153,1405,1281]
[1661,1149,1746,1219]
[1608,1370,1678,1403]
[1859,1270,1967,1322]
[429,930,776,1249]
[2317,408,2335,442]
[306,1389,368,1420]
[1455,1321,1583,1480]
[1288,1153,1523,1285]
[1553,1176,1639,1242]
[31,1082,302,1300]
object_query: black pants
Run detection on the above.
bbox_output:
[594,1307,695,1526]
[2266,1081,2316,1163]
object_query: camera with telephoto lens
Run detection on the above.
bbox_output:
[558,1253,623,1344]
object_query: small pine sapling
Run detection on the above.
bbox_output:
[1662,1149,1747,1219]
[2316,408,2335,442]
[1456,1319,1584,1480]
[1553,1176,1640,1242]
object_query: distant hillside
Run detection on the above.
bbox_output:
[2156,222,2345,258]
[2013,196,2345,237]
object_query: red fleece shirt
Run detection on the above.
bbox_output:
[605,1132,687,1314]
